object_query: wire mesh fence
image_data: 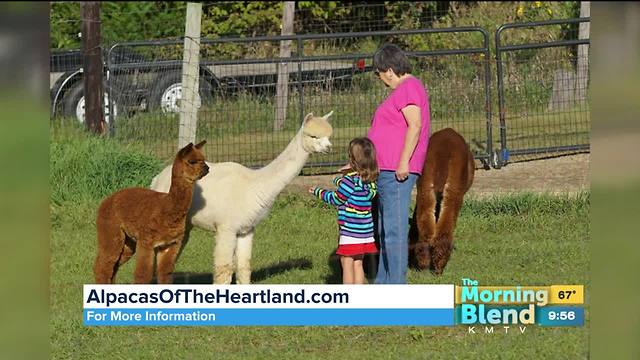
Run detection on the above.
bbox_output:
[49,3,589,171]
[495,18,590,164]
[101,28,493,173]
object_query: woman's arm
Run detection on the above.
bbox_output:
[397,104,422,180]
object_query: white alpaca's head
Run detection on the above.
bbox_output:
[301,111,333,154]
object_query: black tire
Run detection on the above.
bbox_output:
[62,81,118,124]
[148,70,214,113]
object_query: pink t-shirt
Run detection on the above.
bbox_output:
[367,76,430,174]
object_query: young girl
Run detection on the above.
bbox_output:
[309,137,379,284]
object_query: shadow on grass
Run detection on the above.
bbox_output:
[325,248,378,284]
[252,258,313,282]
[171,257,313,284]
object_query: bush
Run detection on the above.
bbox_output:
[50,2,580,51]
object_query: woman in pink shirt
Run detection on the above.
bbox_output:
[367,44,430,284]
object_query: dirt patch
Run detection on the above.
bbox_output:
[286,153,590,198]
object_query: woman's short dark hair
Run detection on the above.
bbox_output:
[373,43,412,76]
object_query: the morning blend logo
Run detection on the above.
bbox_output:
[455,278,584,327]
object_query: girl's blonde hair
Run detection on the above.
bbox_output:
[348,137,379,183]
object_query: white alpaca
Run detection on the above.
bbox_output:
[150,111,334,284]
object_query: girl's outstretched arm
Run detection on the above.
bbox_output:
[311,176,355,206]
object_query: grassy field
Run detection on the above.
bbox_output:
[50,126,589,359]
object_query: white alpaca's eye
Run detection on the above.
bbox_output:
[309,135,318,139]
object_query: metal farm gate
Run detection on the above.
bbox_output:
[494,18,590,166]
[102,18,589,172]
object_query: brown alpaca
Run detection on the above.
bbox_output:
[411,128,475,275]
[93,141,209,284]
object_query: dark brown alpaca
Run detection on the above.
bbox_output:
[411,128,475,275]
[94,141,209,284]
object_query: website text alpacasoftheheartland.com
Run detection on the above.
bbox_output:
[86,288,350,307]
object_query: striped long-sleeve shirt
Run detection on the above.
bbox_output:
[313,172,377,243]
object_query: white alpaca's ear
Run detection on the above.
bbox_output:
[304,112,314,124]
[322,110,334,121]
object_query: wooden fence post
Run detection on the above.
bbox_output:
[81,2,104,134]
[178,2,203,149]
[274,1,295,131]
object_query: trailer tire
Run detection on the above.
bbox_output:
[149,71,214,113]
[62,81,118,124]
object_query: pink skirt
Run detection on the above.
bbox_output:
[336,242,378,256]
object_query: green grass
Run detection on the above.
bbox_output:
[50,125,163,206]
[50,130,589,359]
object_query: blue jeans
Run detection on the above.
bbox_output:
[374,171,418,284]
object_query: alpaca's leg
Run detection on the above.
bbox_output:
[117,236,136,267]
[235,231,254,284]
[94,216,126,284]
[213,227,237,284]
[156,241,180,284]
[432,186,464,275]
[108,239,136,284]
[133,244,155,284]
[415,186,437,271]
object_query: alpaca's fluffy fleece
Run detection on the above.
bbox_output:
[150,112,334,284]
[410,128,474,275]
[96,141,209,284]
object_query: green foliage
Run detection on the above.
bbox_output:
[385,1,440,30]
[203,1,282,38]
[50,2,187,49]
[101,2,187,44]
[50,125,162,206]
[297,1,359,32]
[49,2,81,49]
[386,2,579,54]
[50,2,580,50]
